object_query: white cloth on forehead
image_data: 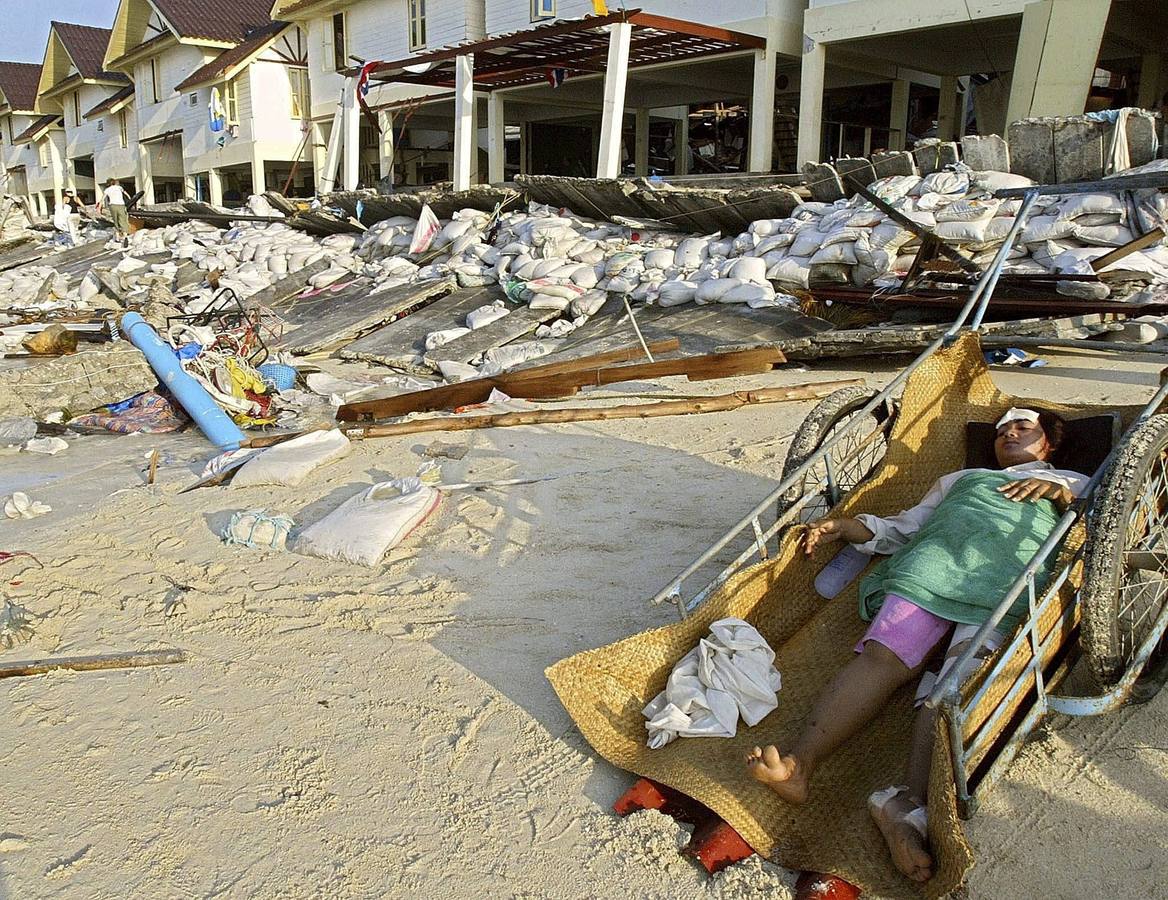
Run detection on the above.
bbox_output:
[995,407,1041,429]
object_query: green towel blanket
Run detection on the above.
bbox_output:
[859,471,1061,633]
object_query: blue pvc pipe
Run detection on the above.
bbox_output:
[120,312,246,451]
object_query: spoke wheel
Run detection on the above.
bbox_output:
[781,386,895,524]
[1081,414,1168,692]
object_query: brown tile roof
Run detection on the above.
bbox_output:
[13,113,62,143]
[154,0,279,43]
[174,21,288,91]
[0,62,43,112]
[53,22,130,84]
[83,84,134,119]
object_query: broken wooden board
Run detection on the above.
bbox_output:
[337,345,784,422]
[275,277,454,355]
[337,286,506,373]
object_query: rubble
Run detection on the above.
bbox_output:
[0,343,156,419]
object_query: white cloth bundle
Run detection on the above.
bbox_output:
[642,617,782,749]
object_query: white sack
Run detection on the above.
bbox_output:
[232,429,352,488]
[466,302,510,330]
[425,327,471,350]
[293,480,441,567]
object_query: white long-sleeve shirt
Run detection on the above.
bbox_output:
[853,461,1089,556]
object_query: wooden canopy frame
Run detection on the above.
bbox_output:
[363,10,765,92]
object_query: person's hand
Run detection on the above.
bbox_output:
[996,478,1072,511]
[804,519,848,556]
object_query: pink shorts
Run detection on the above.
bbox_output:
[855,594,951,669]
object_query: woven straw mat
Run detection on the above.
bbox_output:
[546,332,1127,899]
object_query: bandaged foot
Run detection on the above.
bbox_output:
[744,745,809,804]
[868,785,932,883]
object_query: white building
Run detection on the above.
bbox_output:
[85,84,138,192]
[102,0,311,203]
[0,63,48,213]
[34,22,132,206]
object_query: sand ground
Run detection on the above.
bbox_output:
[1,347,1166,899]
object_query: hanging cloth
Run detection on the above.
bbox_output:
[209,87,226,133]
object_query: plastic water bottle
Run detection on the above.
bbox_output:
[814,544,871,599]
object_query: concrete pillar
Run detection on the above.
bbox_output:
[748,47,777,173]
[519,122,528,175]
[341,78,360,190]
[956,77,971,140]
[889,79,910,150]
[208,167,223,206]
[183,173,196,200]
[796,37,826,167]
[1138,53,1165,111]
[1006,0,1110,123]
[452,53,474,191]
[634,108,650,176]
[596,23,633,178]
[137,141,155,205]
[378,109,395,183]
[675,112,690,175]
[251,150,266,194]
[937,75,959,141]
[487,92,505,184]
[46,140,64,208]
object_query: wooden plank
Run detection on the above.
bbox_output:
[994,171,1168,199]
[0,649,187,679]
[336,338,681,421]
[1090,227,1166,272]
[421,303,560,367]
[338,285,501,373]
[337,346,786,422]
[277,277,454,354]
[345,380,860,440]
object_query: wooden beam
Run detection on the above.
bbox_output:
[0,649,187,679]
[994,173,1168,199]
[627,13,766,49]
[344,380,860,440]
[1090,227,1166,272]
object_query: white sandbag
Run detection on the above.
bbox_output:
[409,204,440,254]
[526,278,585,301]
[293,480,441,567]
[868,175,921,201]
[569,266,599,289]
[1072,223,1135,247]
[719,282,777,306]
[605,275,640,294]
[570,288,608,317]
[914,171,969,195]
[934,219,991,243]
[424,327,471,350]
[969,171,1034,192]
[788,228,826,258]
[724,256,768,284]
[983,217,1020,243]
[935,199,999,223]
[749,219,789,236]
[479,340,559,376]
[695,278,738,303]
[1058,192,1126,219]
[809,241,858,265]
[604,252,640,276]
[232,429,352,489]
[528,293,572,311]
[767,255,811,289]
[1021,215,1077,243]
[754,233,796,255]
[644,248,675,269]
[437,360,479,382]
[869,222,912,251]
[808,263,851,285]
[846,207,884,228]
[707,238,734,258]
[674,237,710,269]
[466,302,510,330]
[657,280,698,307]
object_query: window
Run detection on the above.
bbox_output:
[150,57,161,103]
[73,91,81,127]
[118,110,128,148]
[38,140,49,169]
[290,68,309,119]
[97,119,104,133]
[531,0,555,20]
[223,77,239,124]
[189,92,198,108]
[408,0,426,51]
[331,13,347,72]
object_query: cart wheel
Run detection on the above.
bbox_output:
[1080,413,1168,692]
[781,386,895,523]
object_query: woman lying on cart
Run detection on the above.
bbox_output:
[745,407,1088,883]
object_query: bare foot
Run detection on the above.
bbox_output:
[870,791,933,882]
[744,745,810,804]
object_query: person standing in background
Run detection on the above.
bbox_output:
[97,178,130,243]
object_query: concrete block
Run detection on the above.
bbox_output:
[833,157,877,192]
[801,162,845,202]
[1125,111,1158,167]
[911,141,959,175]
[961,134,1010,172]
[1008,120,1056,184]
[0,344,157,419]
[1053,119,1105,182]
[871,150,917,177]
